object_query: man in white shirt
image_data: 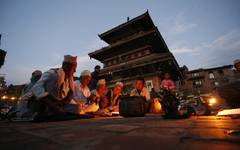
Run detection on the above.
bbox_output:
[130,77,151,101]
[29,55,77,115]
[65,70,100,114]
[73,70,92,103]
[130,77,151,112]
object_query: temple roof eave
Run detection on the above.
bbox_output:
[88,29,156,59]
[99,53,172,74]
[99,11,154,41]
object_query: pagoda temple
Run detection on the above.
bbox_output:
[89,11,183,92]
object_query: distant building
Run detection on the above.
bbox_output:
[0,49,7,69]
[6,84,25,99]
[0,75,7,97]
[88,11,183,92]
[215,60,240,108]
[182,65,234,95]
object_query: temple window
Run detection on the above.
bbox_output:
[138,52,142,57]
[193,80,202,87]
[146,80,153,91]
[145,50,150,55]
[209,72,215,79]
[192,73,199,77]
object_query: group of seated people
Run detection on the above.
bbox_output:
[14,55,175,119]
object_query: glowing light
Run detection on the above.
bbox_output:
[209,98,217,105]
[1,95,8,99]
[10,97,16,100]
[151,98,162,113]
[217,108,240,116]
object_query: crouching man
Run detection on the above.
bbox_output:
[29,55,77,117]
[65,70,99,114]
[80,79,110,115]
[106,82,124,112]
[88,79,108,109]
[73,70,92,103]
[7,70,42,120]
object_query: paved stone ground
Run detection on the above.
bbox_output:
[0,114,240,150]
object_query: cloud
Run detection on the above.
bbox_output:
[169,40,196,55]
[206,30,240,51]
[172,12,197,33]
[171,29,240,69]
[74,38,107,75]
[73,37,108,75]
[76,55,102,74]
[201,30,240,67]
[171,47,195,54]
[0,37,107,85]
[0,64,33,85]
[83,38,107,51]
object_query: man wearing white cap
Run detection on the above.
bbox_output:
[65,70,100,115]
[73,70,92,103]
[65,78,108,115]
[30,55,77,115]
[107,82,124,106]
[88,79,108,109]
[106,82,124,112]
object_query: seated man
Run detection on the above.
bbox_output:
[88,79,108,109]
[130,77,151,112]
[64,70,99,115]
[106,82,124,111]
[130,77,150,101]
[22,70,42,95]
[8,70,42,119]
[65,78,108,115]
[27,55,77,117]
[161,72,175,94]
[73,70,92,103]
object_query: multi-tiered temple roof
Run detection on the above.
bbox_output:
[89,11,183,87]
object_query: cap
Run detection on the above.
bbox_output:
[63,55,77,64]
[80,70,91,77]
[115,82,124,88]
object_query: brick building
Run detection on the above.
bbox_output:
[181,65,234,95]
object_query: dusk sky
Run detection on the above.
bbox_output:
[1,0,240,85]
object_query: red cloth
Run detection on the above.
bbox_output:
[161,79,175,92]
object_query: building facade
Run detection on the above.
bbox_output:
[182,65,234,95]
[88,11,183,92]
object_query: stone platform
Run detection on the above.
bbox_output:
[0,115,240,150]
